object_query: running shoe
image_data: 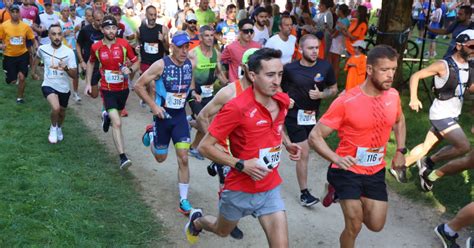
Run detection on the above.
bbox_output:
[57,127,64,141]
[189,148,205,160]
[389,166,408,183]
[120,156,132,170]
[184,208,203,245]
[142,124,153,147]
[72,92,82,102]
[139,100,147,108]
[101,111,111,133]
[434,224,460,248]
[322,183,338,207]
[120,108,128,117]
[300,190,320,207]
[207,162,217,177]
[48,126,58,144]
[16,98,24,104]
[418,158,434,192]
[179,199,193,215]
[230,226,244,240]
[467,237,473,248]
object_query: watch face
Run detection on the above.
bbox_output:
[399,148,408,154]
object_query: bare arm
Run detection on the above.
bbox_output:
[215,51,228,85]
[134,59,166,118]
[409,60,446,112]
[161,25,170,53]
[391,113,406,168]
[196,84,234,133]
[308,123,357,170]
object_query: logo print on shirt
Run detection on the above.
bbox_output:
[249,108,257,118]
[256,120,268,126]
[385,102,392,106]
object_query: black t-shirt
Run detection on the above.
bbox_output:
[77,24,103,62]
[281,59,336,115]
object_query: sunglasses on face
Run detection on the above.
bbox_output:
[241,29,254,34]
[187,21,197,24]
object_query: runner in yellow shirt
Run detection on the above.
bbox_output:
[0,4,36,103]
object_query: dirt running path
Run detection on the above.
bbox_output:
[71,89,468,248]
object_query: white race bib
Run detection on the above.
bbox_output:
[144,42,159,54]
[46,67,65,79]
[104,70,124,84]
[297,110,316,125]
[200,85,214,98]
[22,18,33,26]
[259,145,282,169]
[355,146,385,167]
[165,92,187,109]
[10,36,23,45]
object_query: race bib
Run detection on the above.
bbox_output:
[200,85,214,98]
[297,110,316,125]
[355,146,385,167]
[22,18,33,26]
[104,70,124,84]
[10,36,23,45]
[165,92,187,109]
[46,67,64,79]
[144,42,159,54]
[259,145,282,169]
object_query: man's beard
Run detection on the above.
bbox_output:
[105,33,115,41]
[459,47,470,61]
[302,52,316,63]
[51,40,61,48]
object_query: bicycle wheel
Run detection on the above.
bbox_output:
[404,40,419,58]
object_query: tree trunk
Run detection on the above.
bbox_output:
[376,0,414,90]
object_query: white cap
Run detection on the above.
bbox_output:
[455,29,474,44]
[185,13,197,22]
[352,40,367,49]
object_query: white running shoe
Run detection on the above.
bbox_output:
[73,92,82,102]
[48,126,58,144]
[57,127,64,141]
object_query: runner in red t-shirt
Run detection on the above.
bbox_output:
[184,48,301,246]
[84,16,139,170]
[308,45,406,248]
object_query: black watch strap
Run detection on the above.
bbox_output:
[235,159,244,172]
[397,148,408,155]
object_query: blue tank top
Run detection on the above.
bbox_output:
[155,56,193,111]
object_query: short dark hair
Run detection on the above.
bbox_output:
[460,5,472,17]
[338,4,350,17]
[367,45,399,65]
[280,14,293,26]
[48,23,62,31]
[238,18,254,30]
[226,4,236,12]
[146,5,156,13]
[247,48,282,73]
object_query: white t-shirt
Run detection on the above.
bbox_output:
[37,44,77,93]
[264,34,296,65]
[253,25,269,45]
[39,13,59,45]
[430,59,469,120]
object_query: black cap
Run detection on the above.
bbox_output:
[102,16,118,28]
[44,0,52,5]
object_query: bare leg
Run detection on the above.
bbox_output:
[447,202,474,232]
[194,213,238,237]
[259,211,289,247]
[17,72,26,99]
[176,148,190,183]
[191,130,204,150]
[46,94,61,126]
[339,200,364,248]
[430,125,470,163]
[405,129,440,167]
[360,197,388,232]
[434,150,474,178]
[296,140,310,190]
[108,109,125,154]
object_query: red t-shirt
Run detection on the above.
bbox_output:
[319,86,402,175]
[208,87,290,193]
[221,40,261,82]
[89,38,138,91]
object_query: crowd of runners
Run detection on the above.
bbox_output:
[0,0,473,247]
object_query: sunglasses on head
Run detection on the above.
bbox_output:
[241,29,254,34]
[187,20,197,24]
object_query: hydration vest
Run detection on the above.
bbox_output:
[433,57,473,101]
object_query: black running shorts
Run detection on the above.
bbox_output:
[188,96,213,118]
[41,86,71,108]
[100,89,129,111]
[3,52,29,84]
[327,167,388,202]
[284,115,314,143]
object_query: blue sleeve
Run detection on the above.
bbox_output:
[216,22,223,33]
[154,78,166,107]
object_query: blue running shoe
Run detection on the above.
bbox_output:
[179,199,193,216]
[189,148,205,160]
[142,124,153,147]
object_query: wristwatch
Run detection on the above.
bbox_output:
[397,147,408,155]
[235,160,245,172]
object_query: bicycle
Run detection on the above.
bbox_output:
[364,24,420,58]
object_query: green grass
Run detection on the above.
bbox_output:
[327,41,473,215]
[0,75,167,246]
